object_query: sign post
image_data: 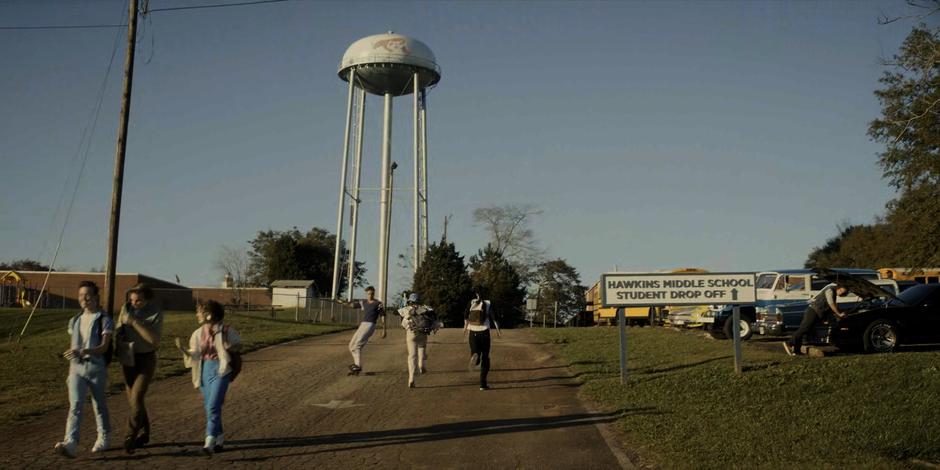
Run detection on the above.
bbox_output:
[601,272,757,377]
[617,308,627,384]
[732,306,742,374]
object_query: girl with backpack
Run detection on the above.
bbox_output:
[464,294,501,390]
[54,281,114,458]
[175,300,241,456]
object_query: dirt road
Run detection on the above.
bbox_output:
[0,328,628,469]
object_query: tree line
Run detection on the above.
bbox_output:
[218,204,586,327]
[806,21,940,271]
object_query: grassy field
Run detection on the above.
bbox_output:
[0,308,351,426]
[538,327,940,469]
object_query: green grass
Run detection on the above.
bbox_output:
[538,327,940,469]
[0,308,351,425]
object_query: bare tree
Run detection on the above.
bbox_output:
[215,244,250,306]
[473,204,546,283]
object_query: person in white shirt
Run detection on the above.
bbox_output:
[398,293,441,388]
[54,281,114,458]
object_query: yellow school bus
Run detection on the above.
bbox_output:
[878,268,940,284]
[586,280,655,326]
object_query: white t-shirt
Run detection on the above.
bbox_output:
[79,312,96,357]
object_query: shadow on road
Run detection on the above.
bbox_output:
[217,408,659,462]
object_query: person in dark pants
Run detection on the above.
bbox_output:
[117,283,163,454]
[464,294,501,390]
[784,283,848,356]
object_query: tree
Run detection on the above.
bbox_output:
[246,227,366,297]
[215,244,251,305]
[868,24,940,268]
[469,245,527,328]
[0,259,52,271]
[473,204,545,283]
[804,223,895,269]
[534,259,585,326]
[412,238,473,327]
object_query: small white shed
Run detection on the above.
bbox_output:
[271,280,317,308]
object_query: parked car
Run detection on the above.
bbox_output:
[704,269,879,341]
[815,283,940,353]
[756,278,900,336]
[666,305,711,329]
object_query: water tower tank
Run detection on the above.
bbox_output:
[338,32,441,96]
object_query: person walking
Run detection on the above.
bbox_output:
[784,283,848,356]
[464,293,501,390]
[53,280,114,458]
[398,293,440,388]
[116,283,164,454]
[347,286,384,375]
[176,300,241,456]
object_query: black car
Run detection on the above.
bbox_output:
[819,283,940,353]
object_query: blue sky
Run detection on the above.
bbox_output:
[0,0,921,296]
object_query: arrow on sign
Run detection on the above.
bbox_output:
[731,288,738,301]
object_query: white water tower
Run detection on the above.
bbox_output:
[330,32,441,306]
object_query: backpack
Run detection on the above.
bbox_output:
[70,313,112,365]
[224,325,242,382]
[409,306,437,334]
[99,315,113,365]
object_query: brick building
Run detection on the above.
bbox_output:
[0,271,272,312]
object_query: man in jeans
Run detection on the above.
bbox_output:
[54,281,114,458]
[784,283,848,356]
[117,283,164,453]
[347,286,384,375]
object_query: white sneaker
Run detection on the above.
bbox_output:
[202,436,216,456]
[91,433,110,453]
[54,441,76,458]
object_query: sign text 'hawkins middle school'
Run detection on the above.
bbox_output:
[601,273,757,307]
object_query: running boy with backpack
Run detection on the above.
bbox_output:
[464,293,501,390]
[398,293,441,388]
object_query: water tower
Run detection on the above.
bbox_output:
[330,32,441,306]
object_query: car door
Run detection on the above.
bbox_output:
[916,288,940,343]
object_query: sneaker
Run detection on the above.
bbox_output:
[134,433,149,449]
[215,434,224,453]
[782,342,795,356]
[419,366,427,374]
[91,434,110,453]
[54,441,76,458]
[348,364,361,372]
[480,385,490,391]
[468,353,479,371]
[408,381,415,389]
[123,435,136,454]
[202,436,216,457]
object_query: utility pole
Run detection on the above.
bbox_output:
[554,301,558,328]
[104,0,138,318]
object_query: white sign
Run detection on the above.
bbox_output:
[601,272,756,307]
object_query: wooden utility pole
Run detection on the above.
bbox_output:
[104,0,139,317]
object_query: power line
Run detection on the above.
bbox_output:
[145,0,294,13]
[0,24,125,30]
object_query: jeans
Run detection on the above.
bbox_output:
[64,360,111,445]
[469,330,492,387]
[200,359,231,438]
[348,322,376,368]
[123,351,156,440]
[406,330,428,384]
[789,307,821,353]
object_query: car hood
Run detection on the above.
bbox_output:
[813,267,902,303]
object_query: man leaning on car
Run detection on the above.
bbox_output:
[784,283,849,356]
